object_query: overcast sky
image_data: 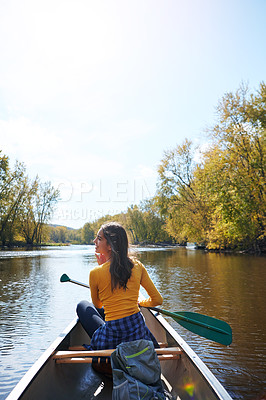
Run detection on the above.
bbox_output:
[1,0,265,228]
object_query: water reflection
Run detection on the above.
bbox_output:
[0,246,97,398]
[0,246,265,400]
[137,248,266,400]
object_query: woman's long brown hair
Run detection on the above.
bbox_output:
[101,222,133,291]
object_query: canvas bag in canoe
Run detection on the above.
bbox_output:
[110,339,170,400]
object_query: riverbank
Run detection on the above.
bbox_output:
[133,241,266,254]
[0,241,70,250]
[2,240,265,254]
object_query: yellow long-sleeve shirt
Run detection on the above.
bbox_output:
[89,258,163,321]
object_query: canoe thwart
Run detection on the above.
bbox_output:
[53,347,183,364]
[53,347,183,360]
[54,354,181,364]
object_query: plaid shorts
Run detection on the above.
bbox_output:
[89,311,158,350]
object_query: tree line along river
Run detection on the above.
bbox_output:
[0,245,265,399]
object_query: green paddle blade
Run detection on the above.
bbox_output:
[60,273,70,283]
[149,308,232,346]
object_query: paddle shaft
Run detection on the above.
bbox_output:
[68,278,90,289]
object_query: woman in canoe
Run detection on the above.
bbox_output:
[76,222,163,350]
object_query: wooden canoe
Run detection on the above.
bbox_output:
[6,307,233,400]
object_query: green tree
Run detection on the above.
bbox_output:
[155,82,265,251]
[126,205,147,243]
[49,226,69,243]
[82,222,94,244]
[18,177,60,245]
[0,153,27,245]
[203,82,266,250]
[140,199,173,243]
[157,139,209,243]
[125,203,172,244]
[0,151,60,246]
[66,228,82,244]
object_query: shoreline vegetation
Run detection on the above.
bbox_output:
[1,82,265,254]
[1,239,264,255]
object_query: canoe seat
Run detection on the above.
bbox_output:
[53,347,183,364]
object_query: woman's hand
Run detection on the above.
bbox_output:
[95,253,107,265]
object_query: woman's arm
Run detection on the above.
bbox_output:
[138,264,163,307]
[89,269,103,309]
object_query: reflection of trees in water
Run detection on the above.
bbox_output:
[137,248,266,333]
[0,256,51,351]
[138,248,188,309]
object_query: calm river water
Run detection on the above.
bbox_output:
[0,245,265,399]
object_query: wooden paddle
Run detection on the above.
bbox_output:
[60,273,232,346]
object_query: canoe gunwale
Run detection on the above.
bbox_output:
[145,307,233,400]
[5,319,78,400]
